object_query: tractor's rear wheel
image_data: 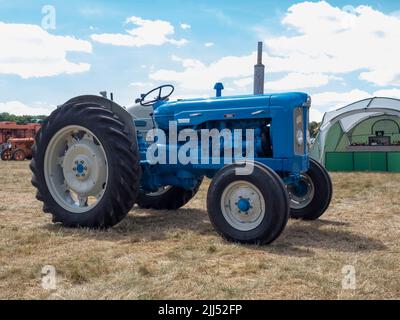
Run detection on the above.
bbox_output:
[207,162,289,244]
[12,149,26,161]
[30,103,141,228]
[287,159,332,220]
[1,149,12,161]
[136,179,203,210]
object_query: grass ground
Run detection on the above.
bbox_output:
[0,161,399,299]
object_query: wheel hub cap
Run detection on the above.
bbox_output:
[76,163,85,174]
[237,198,251,212]
[73,158,89,179]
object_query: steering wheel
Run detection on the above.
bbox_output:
[140,85,175,106]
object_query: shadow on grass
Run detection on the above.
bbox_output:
[310,219,350,227]
[44,207,214,242]
[44,208,386,257]
[257,220,387,257]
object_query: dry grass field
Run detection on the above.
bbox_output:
[0,161,399,300]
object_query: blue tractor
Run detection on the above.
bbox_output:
[30,46,332,244]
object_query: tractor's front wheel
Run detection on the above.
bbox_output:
[287,159,332,220]
[30,103,141,228]
[207,162,289,244]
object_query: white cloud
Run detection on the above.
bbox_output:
[0,22,92,79]
[204,42,214,47]
[150,53,255,92]
[262,1,400,87]
[130,81,154,88]
[266,73,339,91]
[171,55,204,69]
[180,23,191,30]
[373,88,400,99]
[91,16,188,47]
[312,89,370,110]
[309,108,325,122]
[0,101,55,116]
[233,77,253,88]
[150,52,341,93]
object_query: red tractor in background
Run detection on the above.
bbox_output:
[0,122,41,161]
[1,137,35,161]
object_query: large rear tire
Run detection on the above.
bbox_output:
[137,179,203,210]
[30,102,141,228]
[288,158,332,220]
[207,162,289,244]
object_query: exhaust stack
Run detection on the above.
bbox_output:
[253,42,265,95]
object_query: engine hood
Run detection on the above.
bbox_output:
[153,92,309,130]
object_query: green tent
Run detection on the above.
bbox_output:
[310,97,400,172]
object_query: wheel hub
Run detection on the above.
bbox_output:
[62,142,103,195]
[294,180,308,198]
[73,158,89,180]
[287,174,315,210]
[237,198,251,212]
[221,181,265,231]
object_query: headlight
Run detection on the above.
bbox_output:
[296,129,304,146]
[294,107,305,154]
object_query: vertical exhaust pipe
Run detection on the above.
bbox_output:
[253,42,265,95]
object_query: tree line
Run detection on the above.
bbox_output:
[0,113,46,124]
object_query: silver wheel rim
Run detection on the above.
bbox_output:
[220,181,265,232]
[44,125,108,214]
[287,174,315,210]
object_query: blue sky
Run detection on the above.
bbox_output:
[1,0,400,120]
